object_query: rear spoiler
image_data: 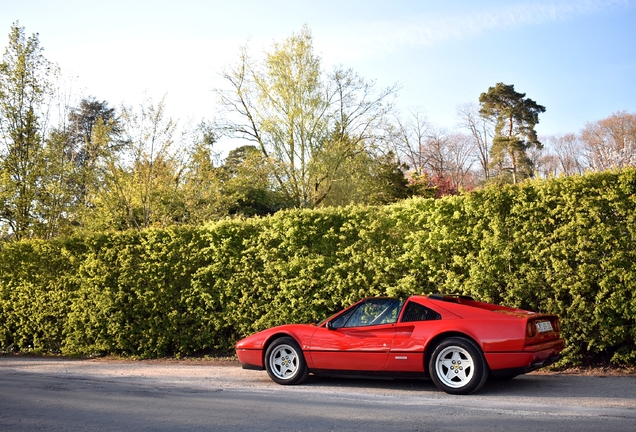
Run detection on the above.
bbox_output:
[428,293,522,313]
[428,294,475,302]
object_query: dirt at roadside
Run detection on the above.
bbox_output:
[89,356,241,367]
[2,353,636,376]
[536,365,636,377]
[0,353,240,367]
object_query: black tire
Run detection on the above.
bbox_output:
[428,337,489,395]
[264,337,309,385]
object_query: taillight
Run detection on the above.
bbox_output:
[553,318,560,333]
[526,321,537,338]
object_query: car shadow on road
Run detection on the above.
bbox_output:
[300,373,586,396]
[302,373,435,391]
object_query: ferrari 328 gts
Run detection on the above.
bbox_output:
[235,294,564,394]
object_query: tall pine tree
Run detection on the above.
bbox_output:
[479,83,546,184]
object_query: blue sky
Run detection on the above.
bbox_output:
[2,0,635,146]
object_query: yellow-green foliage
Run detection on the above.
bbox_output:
[1,169,635,364]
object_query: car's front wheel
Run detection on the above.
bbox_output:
[429,337,488,395]
[264,337,309,385]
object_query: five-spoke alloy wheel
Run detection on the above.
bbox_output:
[429,337,488,395]
[265,337,309,385]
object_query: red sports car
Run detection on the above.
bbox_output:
[235,294,564,394]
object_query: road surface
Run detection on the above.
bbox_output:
[1,357,635,431]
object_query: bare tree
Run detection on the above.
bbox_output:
[391,110,476,192]
[581,111,636,171]
[390,109,431,175]
[423,129,476,189]
[527,145,559,179]
[545,133,586,176]
[457,102,492,182]
[446,132,476,188]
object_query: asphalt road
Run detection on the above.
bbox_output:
[1,357,635,431]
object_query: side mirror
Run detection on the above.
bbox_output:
[326,321,335,330]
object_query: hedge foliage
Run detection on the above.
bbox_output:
[1,169,635,364]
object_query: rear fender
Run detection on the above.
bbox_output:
[423,331,484,376]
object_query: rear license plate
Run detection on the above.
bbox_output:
[536,321,553,333]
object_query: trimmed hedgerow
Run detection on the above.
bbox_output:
[1,169,635,364]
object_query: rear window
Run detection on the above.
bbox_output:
[400,301,441,322]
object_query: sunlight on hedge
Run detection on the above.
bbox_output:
[1,169,635,364]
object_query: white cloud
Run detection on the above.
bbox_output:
[315,0,631,63]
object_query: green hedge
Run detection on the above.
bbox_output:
[1,169,635,364]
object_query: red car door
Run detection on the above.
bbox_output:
[309,298,400,371]
[309,323,396,370]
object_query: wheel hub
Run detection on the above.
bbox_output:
[435,346,474,388]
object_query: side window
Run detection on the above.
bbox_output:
[330,308,355,328]
[400,302,441,322]
[344,299,402,328]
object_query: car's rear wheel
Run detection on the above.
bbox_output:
[429,337,488,395]
[265,337,309,385]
